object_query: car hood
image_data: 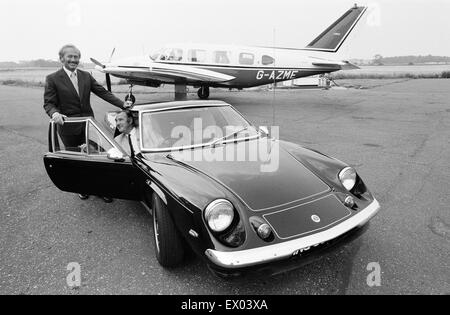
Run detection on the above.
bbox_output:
[168,138,330,211]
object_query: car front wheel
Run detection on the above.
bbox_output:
[152,193,185,267]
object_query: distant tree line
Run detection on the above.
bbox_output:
[0,59,93,68]
[372,55,450,65]
[0,59,60,68]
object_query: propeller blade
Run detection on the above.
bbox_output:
[106,73,112,92]
[90,58,105,68]
[108,48,116,63]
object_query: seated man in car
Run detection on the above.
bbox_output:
[114,110,141,156]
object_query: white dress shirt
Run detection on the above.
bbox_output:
[114,127,141,156]
[63,66,79,95]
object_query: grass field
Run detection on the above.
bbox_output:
[0,65,449,90]
[334,64,450,79]
[0,67,114,87]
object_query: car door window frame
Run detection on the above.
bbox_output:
[50,117,130,160]
[86,120,114,156]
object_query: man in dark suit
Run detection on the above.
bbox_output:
[43,44,130,202]
[44,44,129,148]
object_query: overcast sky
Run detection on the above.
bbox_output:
[1,0,449,62]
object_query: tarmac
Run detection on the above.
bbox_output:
[0,79,449,294]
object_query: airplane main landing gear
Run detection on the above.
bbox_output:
[197,86,210,100]
[125,84,136,105]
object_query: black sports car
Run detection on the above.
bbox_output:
[44,100,380,277]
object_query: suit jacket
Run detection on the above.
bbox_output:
[44,68,124,135]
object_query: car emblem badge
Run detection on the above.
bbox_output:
[311,215,321,223]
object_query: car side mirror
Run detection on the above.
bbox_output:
[107,148,125,162]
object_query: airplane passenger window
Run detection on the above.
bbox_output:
[239,53,254,65]
[214,51,230,64]
[262,55,275,65]
[188,49,207,63]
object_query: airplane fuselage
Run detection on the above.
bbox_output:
[92,5,365,101]
[107,44,343,89]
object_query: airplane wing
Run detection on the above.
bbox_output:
[100,62,235,84]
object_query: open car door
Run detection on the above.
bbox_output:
[43,117,141,200]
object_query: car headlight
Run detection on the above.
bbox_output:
[204,199,234,232]
[339,167,357,191]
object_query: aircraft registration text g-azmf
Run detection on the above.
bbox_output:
[256,69,300,81]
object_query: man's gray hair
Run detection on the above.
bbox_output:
[59,44,81,60]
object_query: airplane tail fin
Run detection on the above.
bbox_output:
[304,5,367,53]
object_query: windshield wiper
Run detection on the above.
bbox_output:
[210,126,249,147]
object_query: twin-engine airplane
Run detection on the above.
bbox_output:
[91,5,367,103]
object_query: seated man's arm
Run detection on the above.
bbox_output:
[89,73,124,109]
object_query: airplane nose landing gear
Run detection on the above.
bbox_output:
[125,84,136,105]
[197,86,210,99]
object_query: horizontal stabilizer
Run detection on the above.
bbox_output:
[312,59,360,70]
[305,5,367,53]
[339,61,360,70]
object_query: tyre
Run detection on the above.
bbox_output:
[125,94,136,105]
[197,86,210,99]
[152,193,185,267]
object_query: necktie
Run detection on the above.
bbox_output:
[128,134,135,156]
[70,72,79,96]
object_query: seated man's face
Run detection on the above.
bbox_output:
[116,112,132,133]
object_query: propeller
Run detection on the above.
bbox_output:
[90,48,116,92]
[108,48,116,63]
[90,57,105,68]
[90,57,112,92]
[105,73,112,92]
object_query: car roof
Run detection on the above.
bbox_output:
[130,100,230,112]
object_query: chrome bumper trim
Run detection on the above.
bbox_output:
[205,198,380,269]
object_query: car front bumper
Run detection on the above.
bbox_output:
[205,198,380,270]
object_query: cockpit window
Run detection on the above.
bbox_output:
[214,51,231,64]
[262,55,275,65]
[150,49,164,61]
[239,53,254,65]
[158,48,183,61]
[169,48,183,61]
[188,49,207,63]
[158,49,169,61]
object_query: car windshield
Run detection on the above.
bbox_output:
[141,106,259,151]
